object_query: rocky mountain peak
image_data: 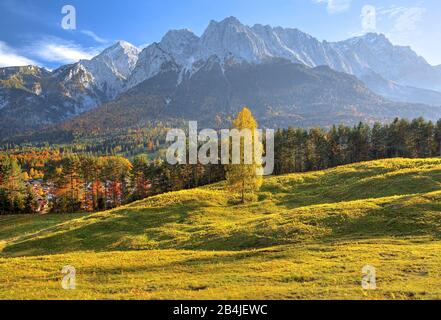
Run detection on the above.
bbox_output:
[159,29,199,66]
[199,16,268,63]
[89,40,140,79]
[2,16,441,139]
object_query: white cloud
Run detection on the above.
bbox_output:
[314,0,351,14]
[0,41,37,67]
[29,37,101,64]
[81,30,109,44]
[353,5,426,39]
[378,6,426,33]
[372,5,426,47]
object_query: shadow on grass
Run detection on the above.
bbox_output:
[321,194,441,242]
[1,201,200,257]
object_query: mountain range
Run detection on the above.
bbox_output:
[1,16,441,140]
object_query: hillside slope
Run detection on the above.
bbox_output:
[1,158,441,299]
[1,158,441,256]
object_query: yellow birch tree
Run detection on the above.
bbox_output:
[225,107,263,203]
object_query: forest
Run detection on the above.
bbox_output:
[1,116,440,215]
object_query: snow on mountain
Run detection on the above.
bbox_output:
[124,17,441,94]
[2,16,441,138]
[68,40,139,99]
[49,17,441,109]
[159,29,199,66]
[126,43,179,88]
[50,40,140,113]
[198,17,270,63]
[330,33,440,90]
[3,17,440,105]
[0,41,142,136]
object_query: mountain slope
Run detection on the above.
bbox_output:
[331,33,441,91]
[0,65,94,137]
[51,59,441,138]
[360,71,441,106]
[0,42,140,137]
[58,40,140,101]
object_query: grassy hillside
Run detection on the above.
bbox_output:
[1,158,441,299]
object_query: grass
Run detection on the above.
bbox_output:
[0,158,441,299]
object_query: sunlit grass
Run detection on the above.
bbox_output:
[0,158,440,299]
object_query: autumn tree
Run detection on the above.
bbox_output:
[225,107,263,203]
[131,155,149,200]
[103,156,132,208]
[44,155,82,213]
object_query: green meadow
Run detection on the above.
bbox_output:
[1,158,441,299]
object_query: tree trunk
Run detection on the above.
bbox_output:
[70,174,74,213]
[241,179,245,203]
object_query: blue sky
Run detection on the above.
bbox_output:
[1,0,440,69]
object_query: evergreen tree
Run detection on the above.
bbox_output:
[370,122,386,159]
[0,157,26,214]
[434,119,441,156]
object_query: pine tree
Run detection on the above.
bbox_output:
[370,122,386,159]
[434,119,441,156]
[62,155,82,213]
[225,107,263,203]
[0,157,26,214]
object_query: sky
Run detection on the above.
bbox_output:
[1,0,440,69]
